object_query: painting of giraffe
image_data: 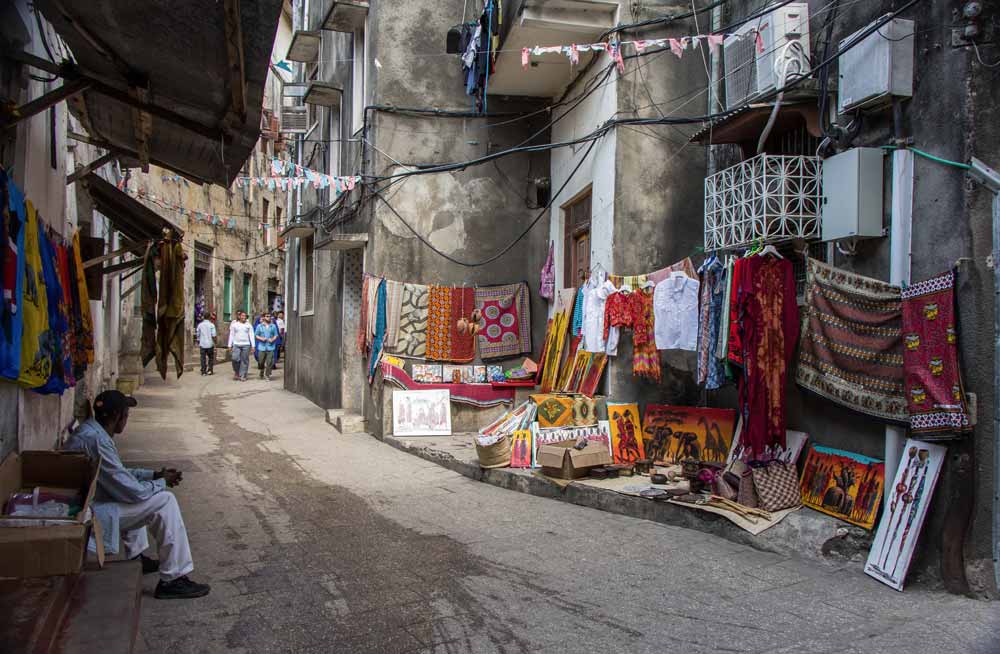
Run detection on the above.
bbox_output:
[641,405,736,465]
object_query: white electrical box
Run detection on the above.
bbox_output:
[838,16,914,114]
[821,148,885,242]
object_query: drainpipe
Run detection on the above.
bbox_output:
[707,2,723,178]
[968,156,1000,591]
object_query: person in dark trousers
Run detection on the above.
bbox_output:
[254,312,279,380]
[273,311,285,368]
[64,391,211,599]
[196,312,217,375]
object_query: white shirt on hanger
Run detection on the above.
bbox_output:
[583,275,620,356]
[654,272,700,351]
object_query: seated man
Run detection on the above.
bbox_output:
[64,390,210,600]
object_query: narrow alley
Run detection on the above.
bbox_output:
[122,369,996,654]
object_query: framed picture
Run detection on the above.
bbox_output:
[472,366,487,383]
[392,389,452,436]
[800,445,884,530]
[411,364,443,384]
[487,365,504,382]
[865,440,946,590]
[442,365,474,384]
[641,405,736,465]
[608,403,645,464]
[510,429,533,468]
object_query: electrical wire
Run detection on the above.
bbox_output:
[972,40,1000,68]
[599,0,730,41]
[373,139,599,268]
[879,145,971,170]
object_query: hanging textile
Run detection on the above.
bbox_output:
[34,229,68,395]
[796,258,907,423]
[17,202,50,388]
[365,275,381,349]
[425,285,476,362]
[716,257,735,366]
[731,256,798,456]
[357,275,370,354]
[140,244,158,368]
[652,272,700,351]
[386,283,429,359]
[474,282,531,359]
[69,231,94,372]
[0,172,25,380]
[697,259,726,390]
[539,310,569,392]
[631,287,660,383]
[368,279,386,383]
[56,243,77,388]
[571,286,585,336]
[901,270,972,437]
[539,241,555,300]
[381,362,515,407]
[384,279,405,349]
[155,240,186,379]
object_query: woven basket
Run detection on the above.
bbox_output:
[476,434,512,468]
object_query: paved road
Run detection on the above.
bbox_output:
[122,369,999,654]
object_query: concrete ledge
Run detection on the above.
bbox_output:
[383,432,873,568]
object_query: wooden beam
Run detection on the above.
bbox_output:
[67,131,210,185]
[66,151,115,184]
[2,78,91,128]
[128,81,152,172]
[2,49,64,76]
[99,257,145,276]
[223,0,248,125]
[82,241,147,270]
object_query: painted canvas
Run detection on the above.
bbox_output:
[800,445,885,530]
[641,405,735,465]
[392,389,452,436]
[412,364,442,383]
[510,429,533,468]
[531,422,612,467]
[865,440,947,590]
[727,428,808,466]
[472,366,487,383]
[608,403,645,464]
[578,353,608,397]
[487,365,504,382]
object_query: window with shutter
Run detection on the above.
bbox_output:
[562,188,592,287]
[301,235,315,314]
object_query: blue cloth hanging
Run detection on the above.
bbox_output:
[0,172,26,380]
[368,279,387,382]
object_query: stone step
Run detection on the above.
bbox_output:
[325,410,365,434]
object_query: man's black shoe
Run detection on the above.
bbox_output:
[154,576,211,600]
[132,554,160,575]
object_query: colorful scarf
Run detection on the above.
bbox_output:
[384,279,405,349]
[56,244,77,388]
[425,285,476,362]
[69,231,94,372]
[368,279,386,383]
[17,202,50,388]
[901,270,972,436]
[797,258,907,423]
[474,282,531,359]
[33,229,68,395]
[0,173,25,380]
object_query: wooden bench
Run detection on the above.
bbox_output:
[0,561,143,653]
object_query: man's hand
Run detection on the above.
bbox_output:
[154,468,183,487]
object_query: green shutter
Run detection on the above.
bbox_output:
[223,268,233,321]
[243,274,251,314]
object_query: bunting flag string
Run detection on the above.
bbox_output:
[126,187,240,229]
[521,32,758,70]
[234,174,361,193]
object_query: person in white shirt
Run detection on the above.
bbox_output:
[274,311,286,368]
[195,313,217,375]
[227,311,255,381]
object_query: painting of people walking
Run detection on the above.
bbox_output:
[800,445,885,530]
[641,405,736,465]
[608,403,645,464]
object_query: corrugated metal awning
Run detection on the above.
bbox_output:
[80,172,183,243]
[35,0,283,186]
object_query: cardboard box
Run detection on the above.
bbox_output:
[0,451,101,578]
[537,440,613,479]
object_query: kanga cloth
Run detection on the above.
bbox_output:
[475,282,531,359]
[0,172,25,380]
[530,394,576,428]
[796,258,907,423]
[17,201,50,389]
[425,285,476,362]
[380,362,515,407]
[155,240,186,380]
[901,269,972,436]
[33,228,68,395]
[384,279,405,349]
[55,243,76,388]
[387,283,429,358]
[69,231,93,374]
[368,279,386,383]
[140,243,158,370]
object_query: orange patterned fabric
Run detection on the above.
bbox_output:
[426,285,476,362]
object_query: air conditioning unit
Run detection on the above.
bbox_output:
[279,106,309,134]
[724,3,811,110]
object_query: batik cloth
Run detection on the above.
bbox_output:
[387,283,429,358]
[475,282,531,359]
[631,288,661,383]
[571,287,585,336]
[796,258,907,424]
[732,257,798,455]
[425,285,476,362]
[647,257,698,283]
[531,394,576,428]
[384,279,405,349]
[365,275,381,348]
[0,172,25,380]
[17,202,50,388]
[33,229,68,395]
[697,259,726,390]
[69,231,93,373]
[901,270,972,436]
[539,310,569,392]
[56,244,76,388]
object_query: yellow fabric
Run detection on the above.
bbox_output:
[71,231,94,364]
[17,202,50,388]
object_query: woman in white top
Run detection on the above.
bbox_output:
[227,311,255,381]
